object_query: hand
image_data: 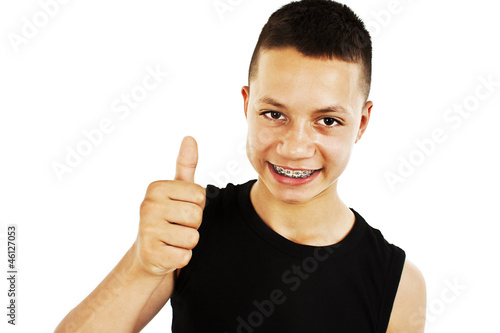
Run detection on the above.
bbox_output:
[134,136,206,276]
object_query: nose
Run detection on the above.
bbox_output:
[276,121,316,160]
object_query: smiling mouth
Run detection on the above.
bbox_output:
[272,164,318,179]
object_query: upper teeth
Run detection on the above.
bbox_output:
[273,165,315,178]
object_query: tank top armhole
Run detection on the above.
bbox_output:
[376,245,406,333]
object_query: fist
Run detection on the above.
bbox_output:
[135,136,206,276]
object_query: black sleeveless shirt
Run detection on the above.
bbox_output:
[171,180,405,333]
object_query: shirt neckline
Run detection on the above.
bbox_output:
[237,179,367,258]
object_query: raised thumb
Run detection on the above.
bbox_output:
[175,136,198,183]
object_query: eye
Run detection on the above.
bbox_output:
[262,111,285,120]
[318,117,339,127]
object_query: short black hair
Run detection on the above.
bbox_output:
[248,0,372,100]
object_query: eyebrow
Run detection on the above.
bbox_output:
[256,96,350,114]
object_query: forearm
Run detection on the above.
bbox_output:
[55,244,166,333]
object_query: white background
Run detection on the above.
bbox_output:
[1,0,499,332]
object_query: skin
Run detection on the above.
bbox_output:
[243,47,371,245]
[242,47,426,332]
[55,137,205,332]
[55,47,426,333]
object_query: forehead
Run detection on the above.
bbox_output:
[251,47,364,112]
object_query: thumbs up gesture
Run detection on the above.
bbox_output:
[135,136,206,276]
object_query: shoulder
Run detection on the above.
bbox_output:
[386,259,427,333]
[352,210,424,332]
[353,210,405,265]
[203,180,256,219]
[200,180,256,232]
[205,180,255,206]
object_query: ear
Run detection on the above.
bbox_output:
[355,100,373,143]
[241,86,250,119]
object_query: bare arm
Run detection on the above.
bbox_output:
[55,244,170,333]
[133,271,176,332]
[386,259,427,333]
[55,137,204,332]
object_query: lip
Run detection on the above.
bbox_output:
[268,162,321,186]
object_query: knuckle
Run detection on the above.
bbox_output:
[192,186,206,205]
[146,181,160,194]
[186,229,200,248]
[198,191,207,206]
[146,180,171,197]
[139,198,153,213]
[139,222,155,238]
[178,250,193,268]
[139,210,158,232]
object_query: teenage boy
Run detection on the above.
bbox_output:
[56,1,426,332]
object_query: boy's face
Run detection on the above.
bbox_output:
[242,47,372,205]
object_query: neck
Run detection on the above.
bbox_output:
[250,178,354,246]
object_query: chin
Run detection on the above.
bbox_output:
[266,173,340,206]
[262,177,323,206]
[274,191,311,205]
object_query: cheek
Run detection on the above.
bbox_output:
[319,137,354,169]
[246,119,275,157]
